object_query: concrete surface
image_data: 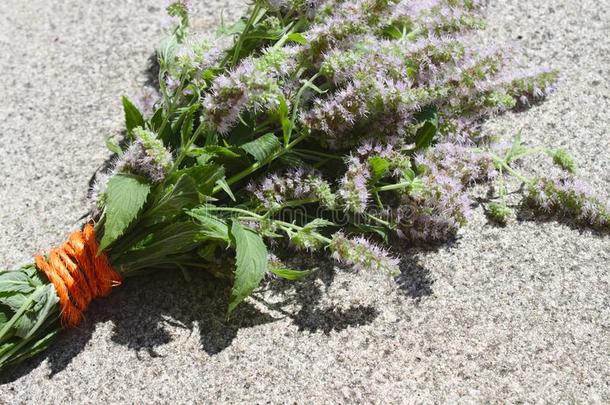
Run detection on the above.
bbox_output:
[0,0,608,403]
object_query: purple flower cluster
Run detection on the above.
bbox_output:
[392,142,498,241]
[526,178,610,229]
[397,170,472,242]
[114,141,169,184]
[88,129,173,216]
[172,34,231,83]
[294,0,556,148]
[339,155,371,213]
[391,0,486,37]
[247,167,336,209]
[414,142,497,185]
[203,47,299,134]
[329,232,400,275]
[135,86,160,118]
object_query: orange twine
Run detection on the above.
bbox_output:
[34,223,122,328]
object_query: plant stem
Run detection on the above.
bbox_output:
[374,182,411,193]
[230,4,264,66]
[211,132,310,195]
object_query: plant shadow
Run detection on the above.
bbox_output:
[1,247,434,383]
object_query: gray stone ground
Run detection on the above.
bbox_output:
[0,0,608,403]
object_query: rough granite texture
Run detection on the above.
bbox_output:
[0,0,608,403]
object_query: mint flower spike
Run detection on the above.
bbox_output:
[115,127,173,184]
[329,232,400,276]
[551,149,577,174]
[246,167,336,210]
[526,178,610,229]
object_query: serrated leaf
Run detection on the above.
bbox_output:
[278,151,305,168]
[113,222,205,271]
[303,218,334,230]
[141,175,198,226]
[0,342,15,358]
[99,175,151,251]
[217,17,247,36]
[188,208,230,242]
[105,136,122,155]
[368,156,390,183]
[278,96,292,145]
[197,243,218,261]
[0,293,27,312]
[241,133,281,162]
[414,107,438,150]
[270,267,316,281]
[228,221,268,314]
[180,110,194,147]
[144,222,203,255]
[122,96,145,136]
[170,164,225,197]
[0,271,35,295]
[505,133,528,163]
[287,32,308,44]
[158,34,179,67]
[415,121,437,150]
[215,178,236,201]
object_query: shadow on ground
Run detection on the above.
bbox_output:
[2,251,434,383]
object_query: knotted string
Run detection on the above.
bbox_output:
[34,223,122,328]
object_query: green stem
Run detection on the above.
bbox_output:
[274,220,332,244]
[286,73,320,145]
[280,198,319,208]
[495,158,531,184]
[230,4,264,66]
[211,132,310,195]
[167,122,207,177]
[293,149,344,161]
[271,22,296,50]
[374,182,411,193]
[0,289,39,345]
[365,212,391,227]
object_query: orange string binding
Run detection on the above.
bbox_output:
[34,223,122,328]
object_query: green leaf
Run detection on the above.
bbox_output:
[278,97,291,145]
[180,110,194,147]
[141,174,199,226]
[217,17,247,36]
[0,271,35,295]
[144,222,204,255]
[414,107,438,150]
[187,146,242,166]
[99,175,151,251]
[171,164,225,197]
[105,136,123,155]
[188,208,230,242]
[368,156,390,184]
[122,96,145,136]
[278,151,305,168]
[197,243,218,261]
[240,133,281,162]
[382,24,403,40]
[215,178,236,201]
[287,32,307,44]
[228,221,268,314]
[0,293,27,312]
[113,222,205,271]
[157,34,179,67]
[505,132,528,163]
[270,267,316,281]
